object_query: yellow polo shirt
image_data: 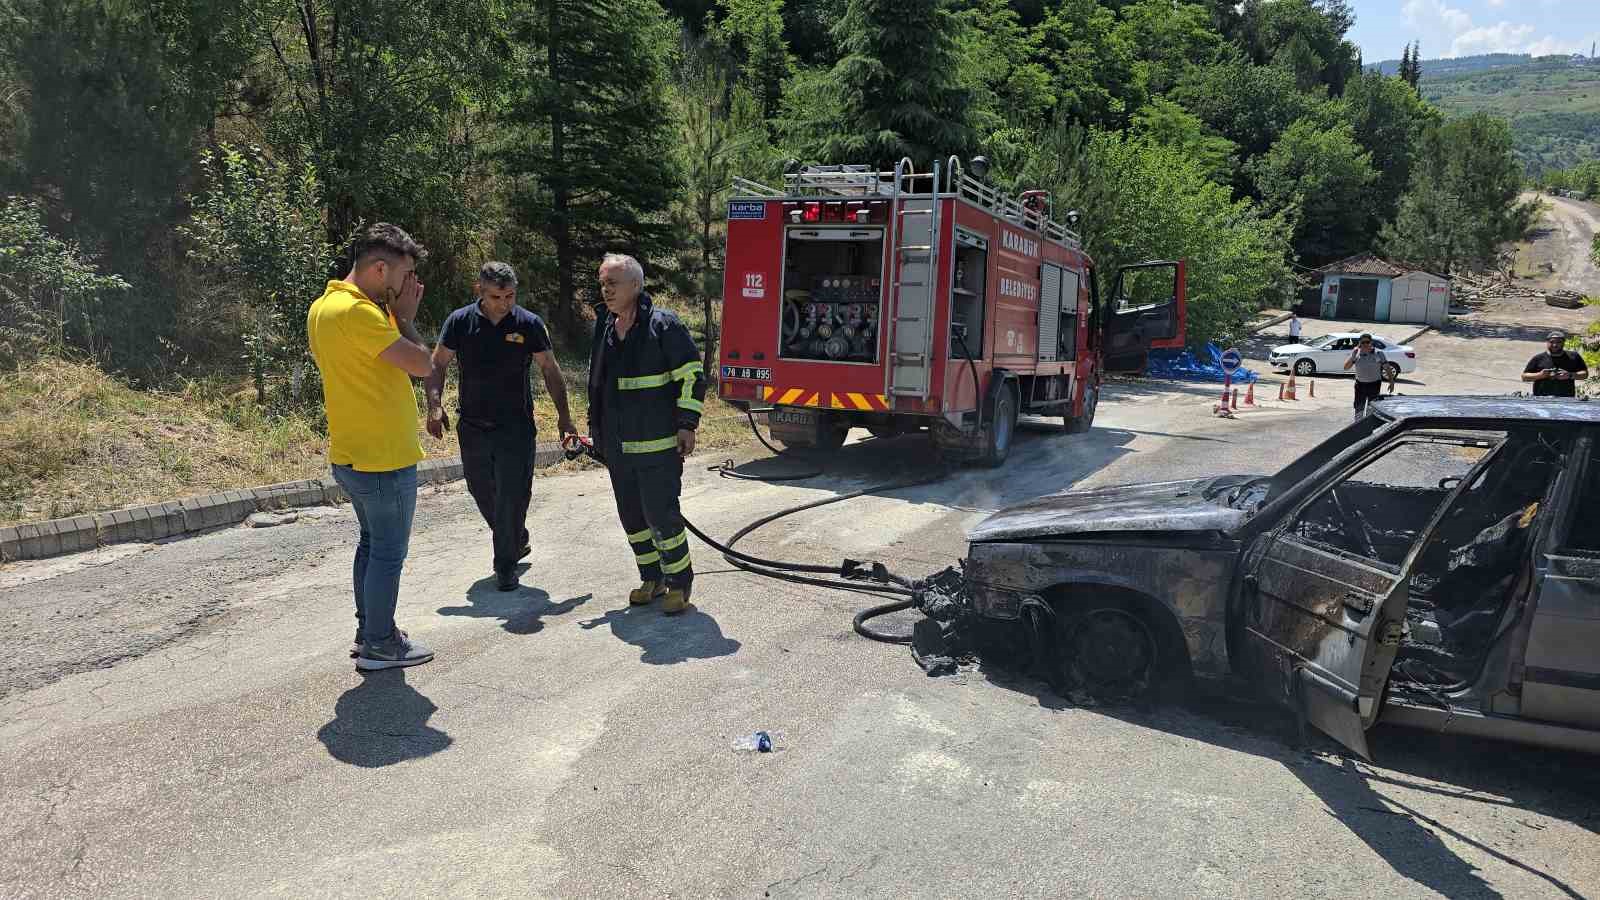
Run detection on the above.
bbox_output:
[307,280,424,472]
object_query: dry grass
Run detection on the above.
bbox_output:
[0,355,755,527]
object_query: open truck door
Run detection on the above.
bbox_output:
[1236,429,1505,758]
[1103,260,1185,374]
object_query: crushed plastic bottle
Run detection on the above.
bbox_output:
[734,730,773,752]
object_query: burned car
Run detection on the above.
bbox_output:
[963,397,1600,758]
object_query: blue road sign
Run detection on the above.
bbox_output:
[1220,348,1243,374]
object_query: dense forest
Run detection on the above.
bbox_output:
[0,0,1536,404]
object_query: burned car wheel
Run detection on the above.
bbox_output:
[1066,606,1160,700]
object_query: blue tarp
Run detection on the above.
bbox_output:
[1146,342,1260,383]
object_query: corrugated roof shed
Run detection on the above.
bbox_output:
[1313,254,1409,278]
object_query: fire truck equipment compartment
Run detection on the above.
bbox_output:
[780,226,885,363]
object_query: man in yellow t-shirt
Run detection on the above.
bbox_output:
[308,223,437,671]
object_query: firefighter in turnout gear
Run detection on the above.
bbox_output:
[587,253,706,614]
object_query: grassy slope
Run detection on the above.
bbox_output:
[1421,60,1600,173]
[0,297,752,527]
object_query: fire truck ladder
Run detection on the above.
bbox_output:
[887,159,940,401]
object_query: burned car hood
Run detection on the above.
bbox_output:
[967,476,1263,543]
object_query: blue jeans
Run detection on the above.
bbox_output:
[332,465,418,645]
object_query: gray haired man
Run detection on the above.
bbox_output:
[426,262,577,591]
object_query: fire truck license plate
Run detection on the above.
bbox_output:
[771,408,817,427]
[721,366,771,382]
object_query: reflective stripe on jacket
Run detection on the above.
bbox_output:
[587,293,706,461]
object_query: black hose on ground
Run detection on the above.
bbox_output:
[680,442,954,644]
[707,411,823,482]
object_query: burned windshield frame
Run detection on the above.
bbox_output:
[1264,414,1389,502]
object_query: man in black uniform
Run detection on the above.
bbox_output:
[1522,331,1589,398]
[426,262,576,591]
[586,253,705,614]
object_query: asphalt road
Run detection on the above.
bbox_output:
[5,211,1600,898]
[6,344,1600,898]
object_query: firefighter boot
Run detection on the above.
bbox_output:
[662,584,693,615]
[629,581,667,606]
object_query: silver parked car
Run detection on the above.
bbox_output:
[963,397,1600,758]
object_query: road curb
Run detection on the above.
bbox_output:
[1396,324,1431,346]
[1247,311,1294,334]
[0,443,570,565]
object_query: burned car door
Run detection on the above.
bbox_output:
[1103,260,1185,373]
[1521,431,1600,729]
[1238,430,1504,758]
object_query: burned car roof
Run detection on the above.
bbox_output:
[1372,396,1600,424]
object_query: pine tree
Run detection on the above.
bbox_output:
[1398,41,1423,92]
[789,0,974,167]
[502,0,682,336]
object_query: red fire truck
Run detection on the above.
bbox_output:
[717,158,1187,465]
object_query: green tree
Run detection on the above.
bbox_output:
[669,39,778,373]
[1236,0,1359,95]
[954,0,1054,140]
[711,0,793,123]
[1173,57,1324,161]
[1382,114,1540,273]
[502,0,682,336]
[1012,121,1294,346]
[1399,41,1423,91]
[181,146,347,405]
[0,196,130,368]
[1248,118,1377,263]
[1032,0,1144,130]
[786,0,974,166]
[1340,71,1434,229]
[3,0,259,374]
[254,0,509,303]
[1115,0,1224,97]
[1131,99,1237,185]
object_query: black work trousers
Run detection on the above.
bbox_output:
[1353,379,1383,419]
[458,418,535,573]
[607,457,692,589]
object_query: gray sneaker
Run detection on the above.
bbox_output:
[356,633,434,671]
[351,627,406,658]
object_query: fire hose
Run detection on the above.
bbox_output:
[559,429,945,643]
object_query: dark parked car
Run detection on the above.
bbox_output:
[964,397,1600,758]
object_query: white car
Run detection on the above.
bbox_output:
[1270,332,1417,380]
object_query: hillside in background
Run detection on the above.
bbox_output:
[1370,54,1600,174]
[1369,53,1538,78]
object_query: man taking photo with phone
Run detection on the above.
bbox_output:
[1342,332,1388,422]
[1523,330,1589,398]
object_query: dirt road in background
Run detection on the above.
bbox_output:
[1524,194,1600,296]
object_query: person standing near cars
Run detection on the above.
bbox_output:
[425,262,577,592]
[1522,331,1589,398]
[1343,332,1386,421]
[1287,312,1303,343]
[586,253,705,615]
[307,223,436,671]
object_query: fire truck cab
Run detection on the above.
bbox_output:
[718,158,1186,465]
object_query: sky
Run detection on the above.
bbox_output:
[1346,0,1600,63]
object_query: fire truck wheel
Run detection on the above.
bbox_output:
[980,384,1018,468]
[814,421,849,451]
[1066,385,1098,434]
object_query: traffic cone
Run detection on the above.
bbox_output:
[1232,388,1239,410]
[1286,372,1297,400]
[1245,382,1256,406]
[1309,380,1316,398]
[1276,382,1284,401]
